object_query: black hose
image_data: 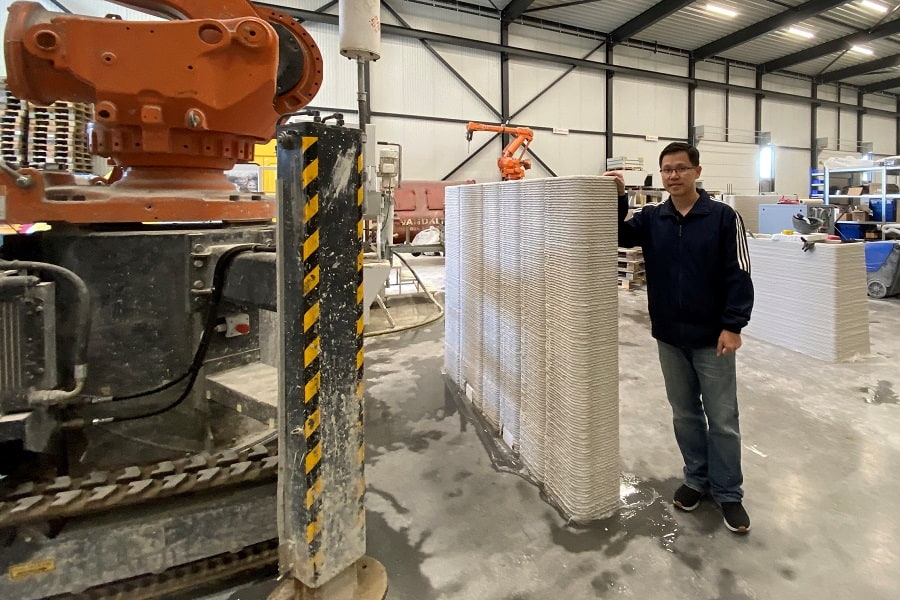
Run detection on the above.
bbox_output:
[0,260,92,379]
[101,244,275,423]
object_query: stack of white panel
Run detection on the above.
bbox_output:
[542,177,620,522]
[498,181,522,450]
[458,185,484,407]
[481,184,502,428]
[518,179,548,480]
[443,186,462,385]
[445,176,620,522]
[745,236,870,361]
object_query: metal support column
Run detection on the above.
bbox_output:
[857,91,865,153]
[811,84,819,170]
[755,70,763,144]
[724,59,730,143]
[271,122,386,599]
[500,21,511,149]
[605,44,614,161]
[688,60,696,145]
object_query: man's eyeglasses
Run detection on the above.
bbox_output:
[660,166,696,176]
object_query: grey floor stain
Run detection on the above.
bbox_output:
[544,474,704,573]
[620,311,650,325]
[778,566,797,581]
[591,570,620,595]
[365,509,438,598]
[860,380,899,405]
[710,568,754,600]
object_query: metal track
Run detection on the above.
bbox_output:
[46,538,279,600]
[0,441,278,527]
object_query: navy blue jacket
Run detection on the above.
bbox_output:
[618,189,754,348]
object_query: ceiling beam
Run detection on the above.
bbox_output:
[763,18,900,73]
[609,0,694,44]
[861,75,900,94]
[501,0,536,22]
[693,0,847,61]
[818,54,900,84]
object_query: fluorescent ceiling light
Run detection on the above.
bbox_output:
[787,26,815,39]
[706,3,738,18]
[851,45,875,55]
[860,0,889,14]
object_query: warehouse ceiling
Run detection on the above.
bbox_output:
[447,0,900,95]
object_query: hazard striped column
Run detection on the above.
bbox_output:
[276,122,366,589]
[300,134,324,573]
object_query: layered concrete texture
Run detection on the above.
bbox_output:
[445,176,620,522]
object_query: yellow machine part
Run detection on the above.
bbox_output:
[255,140,277,195]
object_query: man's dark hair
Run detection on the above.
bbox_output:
[659,142,700,167]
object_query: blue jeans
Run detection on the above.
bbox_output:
[656,340,743,503]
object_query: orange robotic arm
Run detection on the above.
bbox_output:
[1,0,323,224]
[465,122,534,181]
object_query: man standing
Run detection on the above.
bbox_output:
[606,142,754,534]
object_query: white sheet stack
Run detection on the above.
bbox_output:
[444,176,620,522]
[542,177,620,521]
[518,179,548,480]
[481,183,503,428]
[498,181,523,450]
[745,237,870,361]
[458,185,484,407]
[443,186,462,384]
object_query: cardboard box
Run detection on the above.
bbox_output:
[850,210,868,222]
[847,186,864,197]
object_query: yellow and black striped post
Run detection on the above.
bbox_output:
[275,122,368,589]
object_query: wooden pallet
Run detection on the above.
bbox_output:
[618,277,644,290]
[617,247,643,259]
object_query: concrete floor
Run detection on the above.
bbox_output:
[200,256,900,600]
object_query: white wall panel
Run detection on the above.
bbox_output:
[775,148,811,198]
[840,87,858,105]
[839,111,858,151]
[373,117,498,182]
[817,107,838,144]
[420,44,502,117]
[696,89,726,130]
[696,141,758,195]
[304,22,362,111]
[817,85,839,102]
[513,65,605,132]
[863,114,896,156]
[389,1,499,44]
[611,137,670,187]
[613,76,688,139]
[613,46,688,76]
[527,132,605,177]
[863,95,896,112]
[729,66,757,87]
[762,74,810,97]
[762,100,810,148]
[508,23,602,59]
[371,34,499,121]
[728,94,756,139]
[696,61,726,84]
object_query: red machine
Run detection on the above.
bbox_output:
[2,0,323,223]
[392,179,474,245]
[465,121,534,181]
